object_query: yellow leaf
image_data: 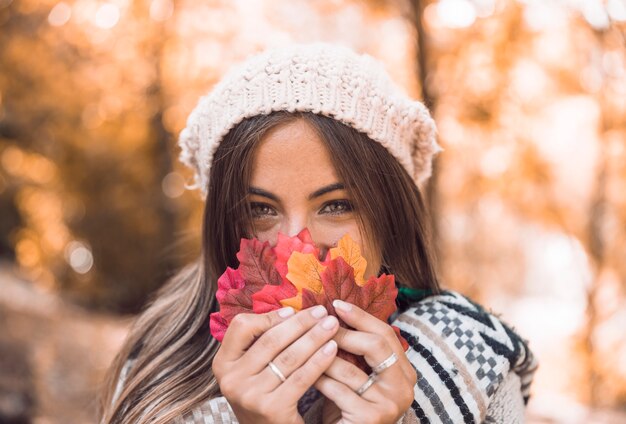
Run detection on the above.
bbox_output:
[329,233,367,286]
[286,251,326,294]
[280,294,302,311]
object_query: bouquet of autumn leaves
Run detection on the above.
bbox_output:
[210,228,409,372]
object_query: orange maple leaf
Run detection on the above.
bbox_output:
[329,233,367,286]
[282,252,326,310]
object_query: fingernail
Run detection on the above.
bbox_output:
[332,299,352,312]
[311,305,328,319]
[321,315,337,330]
[322,340,337,355]
[278,307,295,318]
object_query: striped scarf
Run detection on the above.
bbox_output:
[391,290,537,423]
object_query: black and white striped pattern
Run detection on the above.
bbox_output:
[391,290,538,424]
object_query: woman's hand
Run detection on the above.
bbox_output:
[212,305,340,424]
[314,300,417,424]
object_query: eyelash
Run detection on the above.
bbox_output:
[249,200,353,219]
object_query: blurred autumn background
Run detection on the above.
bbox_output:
[0,0,625,422]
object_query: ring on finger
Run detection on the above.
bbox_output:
[355,372,377,396]
[372,352,398,374]
[267,360,287,383]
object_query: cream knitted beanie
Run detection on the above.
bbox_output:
[178,42,442,200]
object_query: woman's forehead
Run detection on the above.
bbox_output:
[249,119,342,188]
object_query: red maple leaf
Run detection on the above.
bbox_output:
[236,237,282,287]
[210,237,281,341]
[251,279,298,314]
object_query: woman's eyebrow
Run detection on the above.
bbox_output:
[308,183,345,200]
[248,187,280,202]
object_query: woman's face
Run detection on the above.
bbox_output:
[248,118,382,279]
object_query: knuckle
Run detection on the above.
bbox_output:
[369,334,387,352]
[403,390,414,410]
[212,360,224,381]
[383,325,396,340]
[218,374,237,398]
[238,395,257,412]
[405,378,416,399]
[379,400,398,420]
[321,378,340,398]
[212,353,223,372]
[334,327,349,345]
[288,368,308,388]
[295,310,315,330]
[390,400,402,418]
[314,316,337,335]
[311,353,326,368]
[261,312,273,329]
[230,313,249,329]
[277,349,298,369]
[341,363,362,381]
[257,330,279,351]
[368,410,384,424]
[256,400,272,417]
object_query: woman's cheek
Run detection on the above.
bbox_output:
[250,222,279,246]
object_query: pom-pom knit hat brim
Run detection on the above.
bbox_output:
[178,42,443,200]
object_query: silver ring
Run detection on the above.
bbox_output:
[372,352,398,374]
[355,372,377,396]
[268,360,287,383]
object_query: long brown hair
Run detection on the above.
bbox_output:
[98,111,440,423]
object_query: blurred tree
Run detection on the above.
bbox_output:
[581,21,626,408]
[411,0,442,263]
[0,0,188,313]
[412,0,626,410]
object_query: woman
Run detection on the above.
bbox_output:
[99,43,538,424]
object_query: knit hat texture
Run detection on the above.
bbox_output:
[178,42,442,200]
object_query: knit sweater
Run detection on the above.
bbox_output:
[112,290,538,423]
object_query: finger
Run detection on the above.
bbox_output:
[257,314,340,390]
[322,355,369,392]
[333,327,404,381]
[314,374,367,411]
[333,300,414,378]
[335,326,415,381]
[274,339,338,404]
[332,300,393,336]
[219,307,295,361]
[241,305,330,373]
[317,374,407,423]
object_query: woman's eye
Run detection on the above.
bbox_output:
[250,203,277,219]
[320,200,353,215]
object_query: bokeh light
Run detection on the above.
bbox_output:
[582,0,611,29]
[64,241,94,274]
[607,0,626,21]
[94,3,120,29]
[162,172,185,198]
[48,2,72,27]
[437,0,477,28]
[150,0,174,22]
